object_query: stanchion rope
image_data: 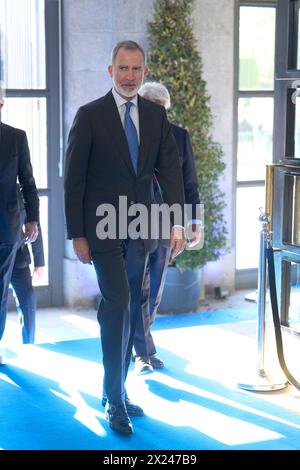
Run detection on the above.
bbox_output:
[267,246,300,391]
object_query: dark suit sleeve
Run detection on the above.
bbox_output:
[31,224,45,267]
[181,129,200,220]
[155,111,185,226]
[64,107,92,239]
[18,131,39,223]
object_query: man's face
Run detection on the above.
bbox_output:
[108,47,148,99]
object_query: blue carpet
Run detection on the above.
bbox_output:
[152,307,257,329]
[1,307,300,450]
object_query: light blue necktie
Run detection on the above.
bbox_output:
[124,101,138,174]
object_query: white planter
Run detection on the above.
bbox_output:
[158,266,202,314]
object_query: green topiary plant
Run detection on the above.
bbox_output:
[147,0,228,270]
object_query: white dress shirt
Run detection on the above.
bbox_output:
[112,88,185,236]
[111,88,140,143]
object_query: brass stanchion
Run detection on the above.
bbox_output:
[238,165,288,391]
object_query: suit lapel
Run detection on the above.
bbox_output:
[0,122,4,148]
[102,91,136,175]
[0,123,13,160]
[137,96,151,176]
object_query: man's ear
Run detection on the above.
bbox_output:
[108,65,113,77]
[144,67,149,77]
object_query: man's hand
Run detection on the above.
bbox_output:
[73,237,92,264]
[24,222,38,244]
[32,266,45,285]
[187,223,202,248]
[170,226,186,259]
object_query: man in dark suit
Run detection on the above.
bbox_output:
[0,88,39,363]
[133,82,202,374]
[11,226,45,344]
[64,41,185,435]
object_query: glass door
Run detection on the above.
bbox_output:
[236,2,276,287]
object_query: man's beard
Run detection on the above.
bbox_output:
[113,79,140,98]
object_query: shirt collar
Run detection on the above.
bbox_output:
[112,87,138,108]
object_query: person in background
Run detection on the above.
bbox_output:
[10,226,45,344]
[64,41,185,435]
[133,82,201,374]
[0,83,39,364]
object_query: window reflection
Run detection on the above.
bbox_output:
[239,6,275,91]
[286,261,300,330]
[0,0,45,89]
[238,97,273,181]
[283,175,300,246]
[294,177,300,245]
[298,5,300,69]
[237,4,275,274]
[2,97,47,188]
[294,96,300,159]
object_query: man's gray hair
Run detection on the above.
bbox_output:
[0,81,5,104]
[111,40,146,65]
[138,82,171,110]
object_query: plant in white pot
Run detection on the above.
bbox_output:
[147,0,228,313]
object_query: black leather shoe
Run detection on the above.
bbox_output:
[105,402,133,435]
[102,395,144,416]
[134,356,153,375]
[149,354,164,369]
[124,397,144,416]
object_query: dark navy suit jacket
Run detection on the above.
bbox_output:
[0,122,39,244]
[64,90,185,252]
[171,123,200,212]
[154,123,200,219]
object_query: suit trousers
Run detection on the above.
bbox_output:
[10,266,36,344]
[0,241,18,340]
[92,238,148,404]
[134,241,171,357]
